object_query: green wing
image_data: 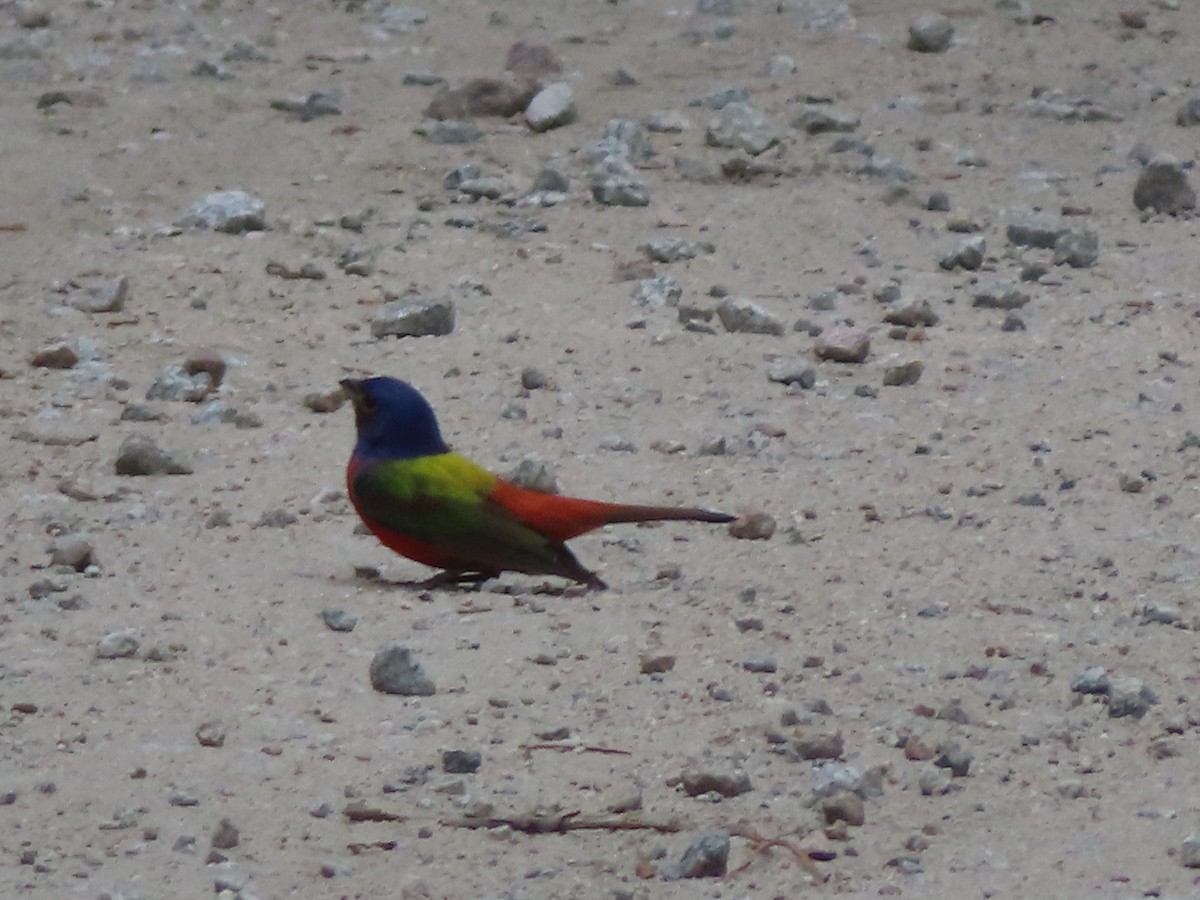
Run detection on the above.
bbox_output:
[352,453,582,578]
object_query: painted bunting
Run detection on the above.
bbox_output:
[340,376,734,589]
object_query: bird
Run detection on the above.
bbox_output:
[340,376,735,590]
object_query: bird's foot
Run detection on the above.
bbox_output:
[420,570,495,591]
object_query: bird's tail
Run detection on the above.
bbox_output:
[491,480,734,543]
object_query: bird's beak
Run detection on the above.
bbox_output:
[339,378,364,407]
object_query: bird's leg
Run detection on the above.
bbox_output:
[421,570,497,590]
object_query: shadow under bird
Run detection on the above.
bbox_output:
[340,376,734,589]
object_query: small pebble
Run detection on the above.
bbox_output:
[195,721,226,748]
[729,513,775,540]
[815,326,870,363]
[50,535,95,571]
[907,13,954,52]
[640,653,676,674]
[370,646,435,696]
[30,341,79,369]
[442,749,482,774]
[680,768,751,798]
[211,818,239,850]
[675,831,730,879]
[321,608,357,632]
[96,629,140,659]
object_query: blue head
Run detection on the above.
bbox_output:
[340,377,449,460]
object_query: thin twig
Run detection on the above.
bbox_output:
[519,742,632,756]
[444,809,681,835]
[725,823,826,881]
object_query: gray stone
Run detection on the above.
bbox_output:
[934,742,972,777]
[525,83,575,132]
[814,325,870,363]
[1053,229,1098,268]
[1176,98,1200,127]
[269,90,343,121]
[456,177,508,200]
[716,297,784,335]
[504,41,562,79]
[1108,676,1156,719]
[792,104,859,134]
[794,731,843,760]
[403,71,445,87]
[743,657,778,673]
[371,296,455,339]
[531,165,570,193]
[631,277,682,309]
[760,54,796,78]
[147,365,212,402]
[0,33,43,58]
[443,164,482,190]
[820,790,864,825]
[972,281,1029,310]
[192,59,236,81]
[681,768,751,798]
[1134,158,1196,214]
[518,367,550,391]
[1001,313,1026,332]
[883,360,923,386]
[729,513,776,540]
[1181,836,1200,868]
[177,191,267,234]
[1142,602,1181,626]
[705,102,779,155]
[767,359,816,388]
[442,749,482,774]
[611,67,639,86]
[15,410,99,447]
[591,175,650,207]
[424,76,536,120]
[505,459,558,493]
[50,536,95,572]
[96,629,140,659]
[954,145,989,167]
[583,118,651,165]
[940,235,985,270]
[223,41,268,63]
[926,191,951,211]
[1006,216,1064,249]
[114,436,194,476]
[856,155,915,181]
[415,119,482,144]
[304,385,347,413]
[643,110,691,134]
[810,761,884,800]
[321,608,357,632]
[30,341,79,369]
[211,818,240,850]
[883,296,939,327]
[256,508,298,528]
[1071,666,1111,695]
[908,13,953,52]
[676,831,730,878]
[195,720,226,747]
[690,86,749,110]
[380,5,429,31]
[65,276,128,313]
[1025,93,1122,123]
[370,646,435,696]
[917,764,952,795]
[639,237,714,263]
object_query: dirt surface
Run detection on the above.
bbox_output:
[4,1,1200,897]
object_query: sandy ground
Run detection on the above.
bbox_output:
[4,0,1200,897]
